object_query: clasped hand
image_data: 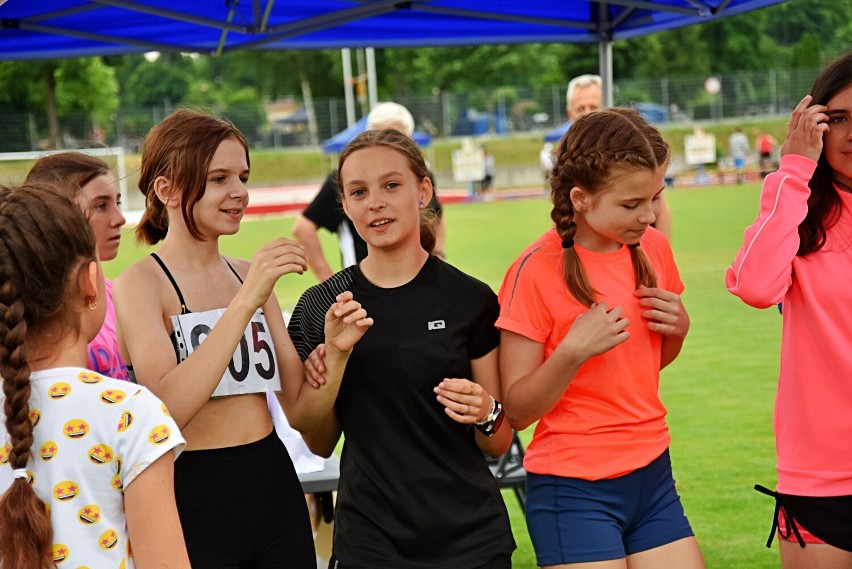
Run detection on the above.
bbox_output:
[635,286,689,339]
[434,378,492,424]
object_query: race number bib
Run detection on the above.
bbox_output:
[171,309,281,397]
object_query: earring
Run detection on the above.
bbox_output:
[419,201,425,208]
[88,299,97,310]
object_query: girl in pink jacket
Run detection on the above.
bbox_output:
[727,52,852,567]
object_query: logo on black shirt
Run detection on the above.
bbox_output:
[428,320,446,330]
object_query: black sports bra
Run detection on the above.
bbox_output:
[150,252,243,314]
[127,254,246,381]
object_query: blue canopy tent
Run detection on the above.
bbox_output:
[321,115,432,154]
[1,0,787,108]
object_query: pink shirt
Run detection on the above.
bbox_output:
[87,278,129,381]
[727,154,852,496]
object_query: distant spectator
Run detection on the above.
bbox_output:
[728,128,750,184]
[540,142,555,184]
[480,147,496,197]
[756,132,778,177]
[566,74,604,121]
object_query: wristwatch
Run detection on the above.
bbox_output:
[474,397,505,436]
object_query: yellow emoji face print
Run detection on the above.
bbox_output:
[53,480,79,502]
[87,444,114,465]
[78,504,102,524]
[63,419,89,439]
[40,441,58,461]
[148,425,172,445]
[51,543,69,564]
[117,411,133,432]
[77,370,103,384]
[0,443,10,464]
[98,528,119,550]
[99,389,126,405]
[29,409,41,427]
[48,382,72,400]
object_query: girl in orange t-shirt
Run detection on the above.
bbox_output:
[497,108,704,568]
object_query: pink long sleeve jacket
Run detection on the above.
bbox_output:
[727,154,852,497]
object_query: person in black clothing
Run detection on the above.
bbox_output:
[293,102,446,282]
[284,129,516,568]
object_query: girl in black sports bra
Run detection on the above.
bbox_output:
[114,109,315,568]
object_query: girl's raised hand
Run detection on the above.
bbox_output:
[781,95,829,163]
[243,237,307,308]
[559,301,630,362]
[434,378,492,424]
[324,291,373,355]
[635,286,689,339]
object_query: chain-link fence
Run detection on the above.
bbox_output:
[0,66,821,153]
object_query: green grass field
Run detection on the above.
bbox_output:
[107,183,783,568]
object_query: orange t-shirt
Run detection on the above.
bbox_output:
[496,228,684,480]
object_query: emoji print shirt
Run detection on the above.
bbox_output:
[0,367,185,568]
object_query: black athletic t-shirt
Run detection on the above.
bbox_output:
[289,256,515,568]
[302,170,443,267]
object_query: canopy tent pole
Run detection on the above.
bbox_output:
[366,47,378,111]
[341,48,356,127]
[597,1,614,109]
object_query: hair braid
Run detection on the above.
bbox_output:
[630,246,658,291]
[550,178,597,306]
[0,185,96,568]
[0,214,53,569]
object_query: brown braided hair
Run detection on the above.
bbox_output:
[136,109,250,245]
[338,129,437,253]
[0,184,97,568]
[550,108,669,306]
[797,52,852,256]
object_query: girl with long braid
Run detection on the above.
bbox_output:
[0,185,189,568]
[497,108,704,568]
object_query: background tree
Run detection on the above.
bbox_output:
[0,58,117,150]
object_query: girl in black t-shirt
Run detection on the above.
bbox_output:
[285,129,516,568]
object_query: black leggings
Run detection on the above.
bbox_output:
[175,431,316,568]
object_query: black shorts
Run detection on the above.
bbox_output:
[756,485,852,552]
[175,431,316,568]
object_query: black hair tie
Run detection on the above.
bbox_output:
[562,239,574,249]
[629,243,640,249]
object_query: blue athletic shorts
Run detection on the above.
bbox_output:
[525,449,695,565]
[735,157,746,169]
